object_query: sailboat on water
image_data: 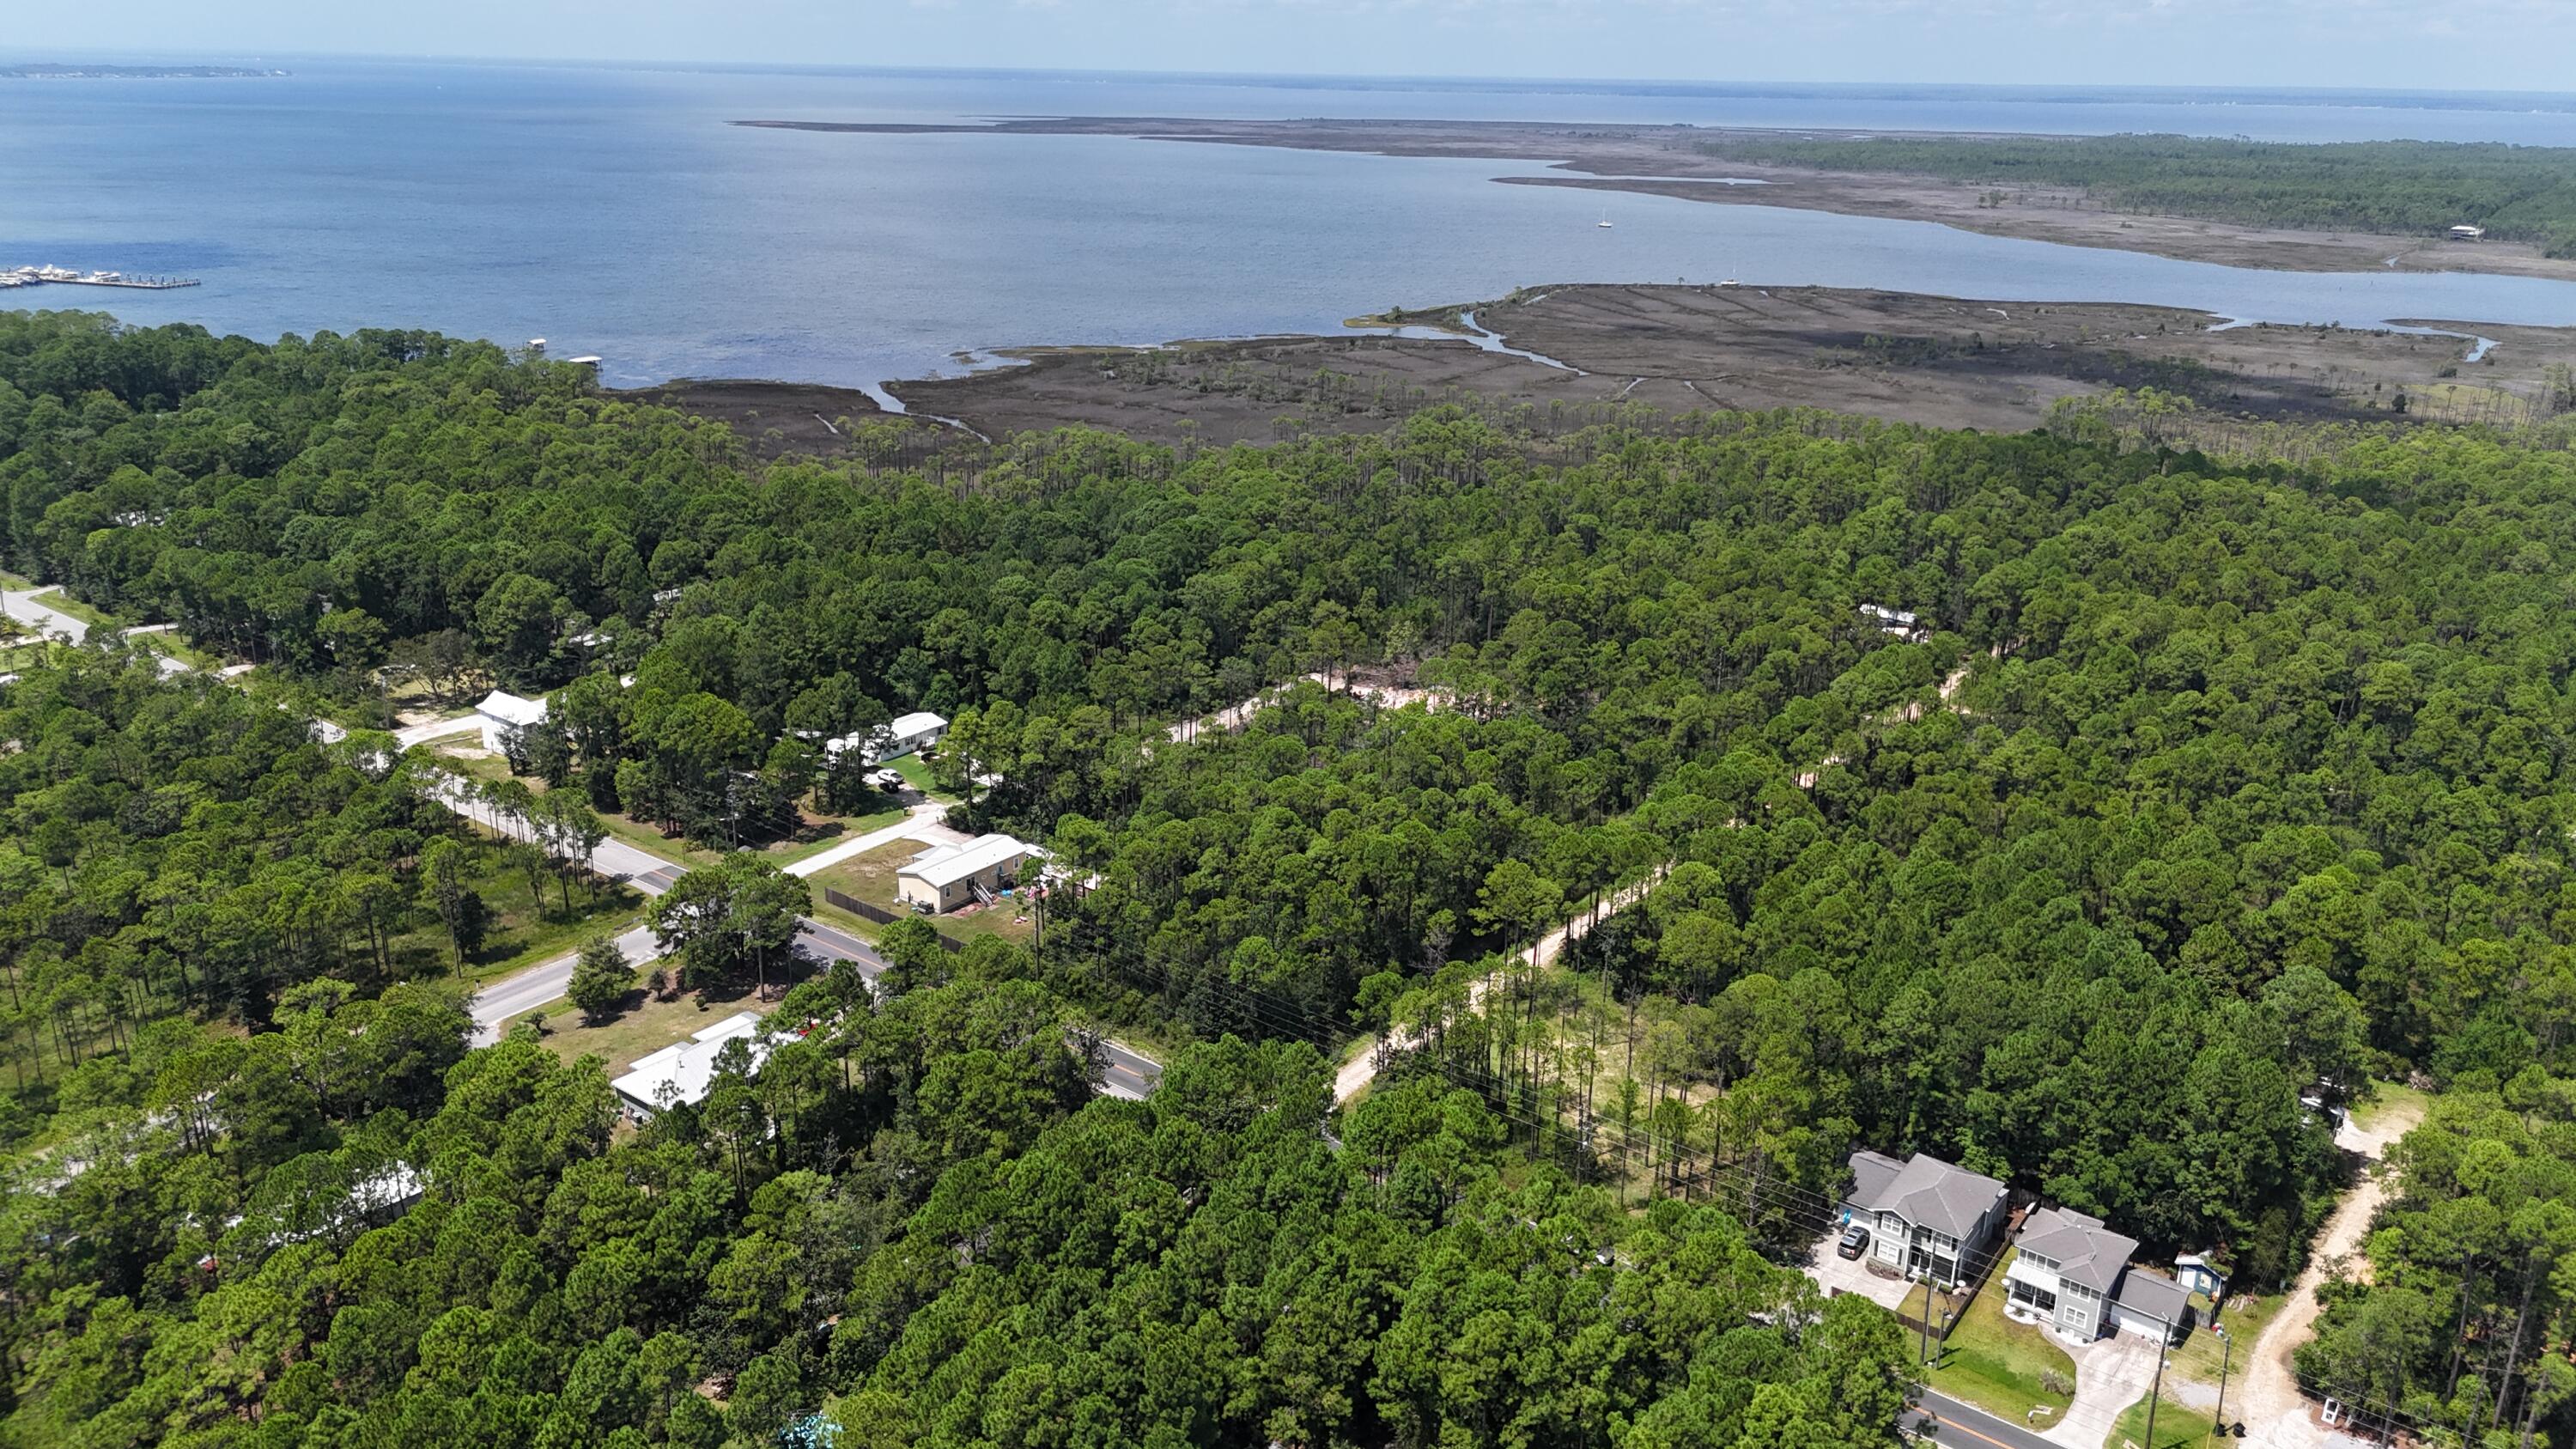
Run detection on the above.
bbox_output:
[1597,210,1613,228]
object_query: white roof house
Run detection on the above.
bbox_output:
[474,689,549,752]
[611,1011,769,1119]
[888,709,946,739]
[880,710,949,761]
[823,710,952,766]
[896,833,1043,912]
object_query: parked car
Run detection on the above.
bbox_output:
[1837,1224,1870,1259]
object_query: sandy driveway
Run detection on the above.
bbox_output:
[2232,1095,2428,1446]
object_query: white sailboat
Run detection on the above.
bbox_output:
[1597,210,1613,229]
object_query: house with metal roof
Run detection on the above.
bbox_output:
[1840,1149,2008,1288]
[473,689,549,752]
[880,710,948,761]
[2007,1205,2193,1343]
[895,833,1043,913]
[611,1011,768,1122]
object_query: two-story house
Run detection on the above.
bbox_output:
[1842,1150,2009,1289]
[2005,1206,2194,1344]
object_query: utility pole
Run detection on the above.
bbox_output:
[1917,1272,1937,1367]
[2144,1312,2173,1449]
[2209,1326,2233,1440]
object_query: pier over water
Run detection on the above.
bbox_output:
[3,265,199,291]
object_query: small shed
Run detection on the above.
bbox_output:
[2450,224,2487,240]
[2173,1253,2227,1301]
[474,689,549,752]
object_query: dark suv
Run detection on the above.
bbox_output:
[1836,1224,1870,1259]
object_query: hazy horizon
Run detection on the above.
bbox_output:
[3,0,2567,95]
[18,51,2576,106]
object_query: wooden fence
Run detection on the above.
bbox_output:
[821,886,965,954]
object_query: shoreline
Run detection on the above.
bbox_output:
[625,283,2576,448]
[734,115,2576,283]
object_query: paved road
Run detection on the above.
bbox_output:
[792,916,888,974]
[467,911,894,1047]
[1907,1386,2061,1449]
[467,922,661,1045]
[2,588,90,644]
[1099,1039,1164,1100]
[430,776,690,898]
[403,721,1157,1096]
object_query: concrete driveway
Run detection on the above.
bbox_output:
[2039,1329,2162,1449]
[1802,1224,1923,1314]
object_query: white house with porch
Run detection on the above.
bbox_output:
[2005,1206,2195,1344]
[1841,1150,2008,1289]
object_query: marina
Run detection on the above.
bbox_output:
[2,265,198,290]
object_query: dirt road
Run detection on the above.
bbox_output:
[2233,1095,2429,1446]
[1332,867,1667,1105]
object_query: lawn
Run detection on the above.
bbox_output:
[384,843,641,986]
[125,629,221,672]
[2110,1391,2218,1449]
[806,838,1036,947]
[807,841,922,916]
[1924,1251,2079,1427]
[761,802,908,867]
[2166,1292,2283,1389]
[507,982,779,1073]
[885,752,939,793]
[2349,1081,2431,1135]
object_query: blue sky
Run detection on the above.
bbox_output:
[12,0,2571,94]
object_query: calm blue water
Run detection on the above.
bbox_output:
[5,61,2576,391]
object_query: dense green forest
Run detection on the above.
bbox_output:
[0,653,633,1150]
[7,307,2576,1443]
[1689,132,2576,257]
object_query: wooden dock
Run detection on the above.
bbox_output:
[55,277,200,290]
[4,271,200,291]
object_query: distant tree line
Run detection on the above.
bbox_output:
[1694,131,2576,257]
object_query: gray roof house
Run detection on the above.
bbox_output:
[1842,1150,2009,1288]
[2005,1206,2194,1343]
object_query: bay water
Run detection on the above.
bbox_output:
[6,61,2576,390]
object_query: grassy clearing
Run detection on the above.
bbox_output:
[1924,1251,2078,1426]
[124,630,221,671]
[387,845,641,986]
[2166,1292,2283,1387]
[428,743,907,874]
[0,566,33,590]
[2110,1391,2217,1449]
[807,841,922,910]
[760,803,909,867]
[509,983,777,1074]
[2349,1081,2431,1135]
